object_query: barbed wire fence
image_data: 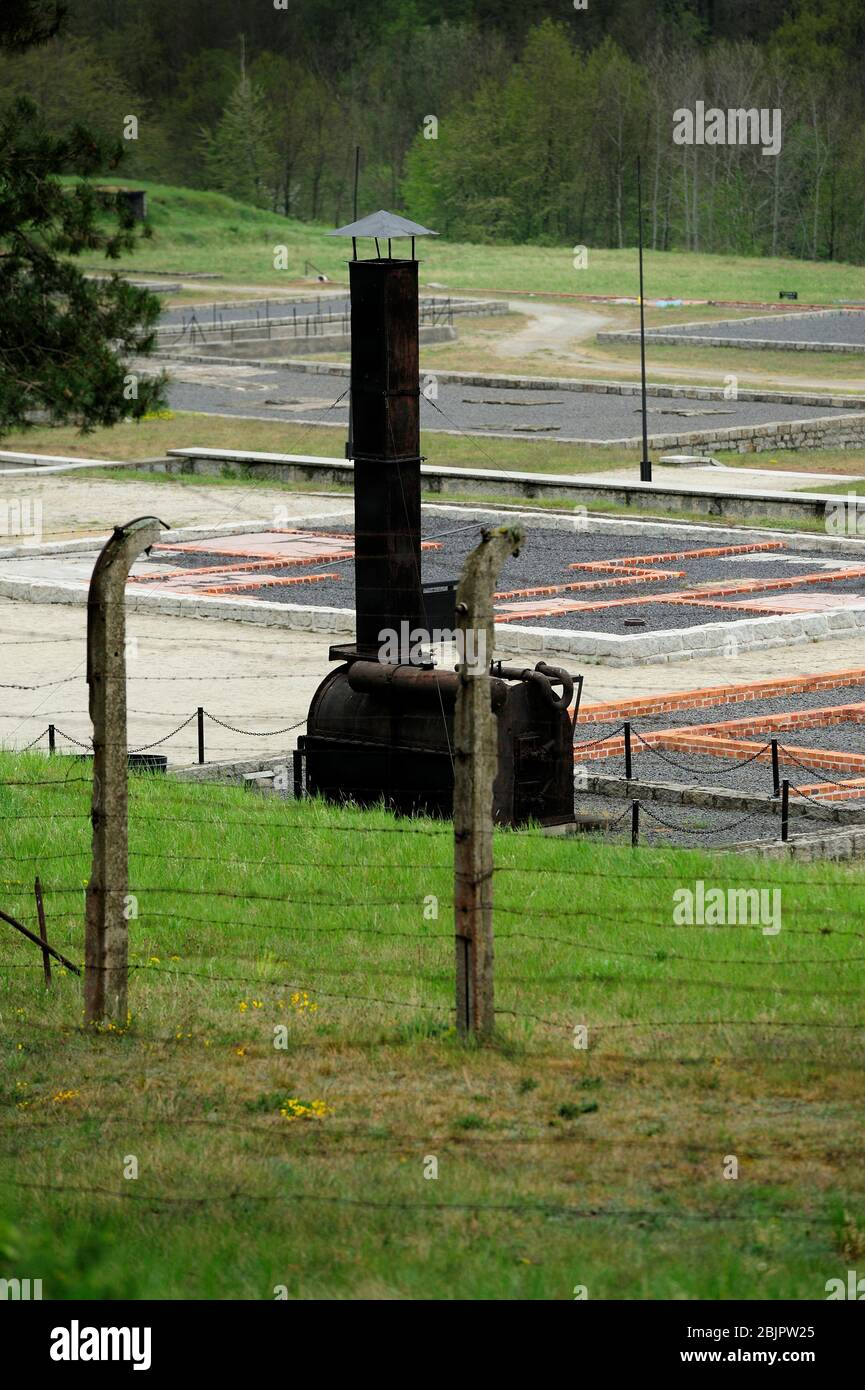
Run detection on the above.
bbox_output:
[2,538,865,1234]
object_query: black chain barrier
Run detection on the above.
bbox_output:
[572,723,627,749]
[204,713,307,738]
[631,730,773,776]
[637,803,767,836]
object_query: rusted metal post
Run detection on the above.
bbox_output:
[454,525,523,1039]
[34,877,51,986]
[85,516,165,1026]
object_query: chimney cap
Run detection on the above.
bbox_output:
[329,209,438,241]
[329,209,438,259]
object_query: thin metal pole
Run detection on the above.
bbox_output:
[48,724,55,755]
[34,877,51,987]
[0,905,79,975]
[781,780,789,842]
[573,674,584,720]
[637,156,652,484]
[631,800,640,847]
[197,706,205,765]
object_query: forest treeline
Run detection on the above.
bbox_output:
[7,0,865,261]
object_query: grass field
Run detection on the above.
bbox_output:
[1,753,863,1299]
[6,410,865,487]
[73,179,865,306]
[0,412,625,475]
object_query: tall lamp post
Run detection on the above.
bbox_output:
[637,156,652,484]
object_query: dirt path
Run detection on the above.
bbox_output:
[492,299,612,363]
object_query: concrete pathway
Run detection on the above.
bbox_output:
[573,461,865,494]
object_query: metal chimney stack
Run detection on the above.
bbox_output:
[300,211,577,827]
[330,211,437,658]
[349,256,423,654]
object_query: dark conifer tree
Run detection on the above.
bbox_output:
[0,0,165,434]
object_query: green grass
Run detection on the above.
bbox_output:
[71,177,865,305]
[0,411,626,476]
[810,479,865,496]
[1,752,863,1299]
[6,410,865,485]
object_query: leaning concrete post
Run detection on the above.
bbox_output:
[85,516,165,1025]
[454,525,524,1038]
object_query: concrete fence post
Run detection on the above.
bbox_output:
[85,516,165,1026]
[454,525,523,1039]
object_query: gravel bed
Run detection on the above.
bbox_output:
[140,548,353,579]
[573,733,865,805]
[163,363,865,439]
[573,739,779,793]
[598,683,865,729]
[510,604,741,633]
[655,310,865,348]
[144,518,865,636]
[757,722,865,755]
